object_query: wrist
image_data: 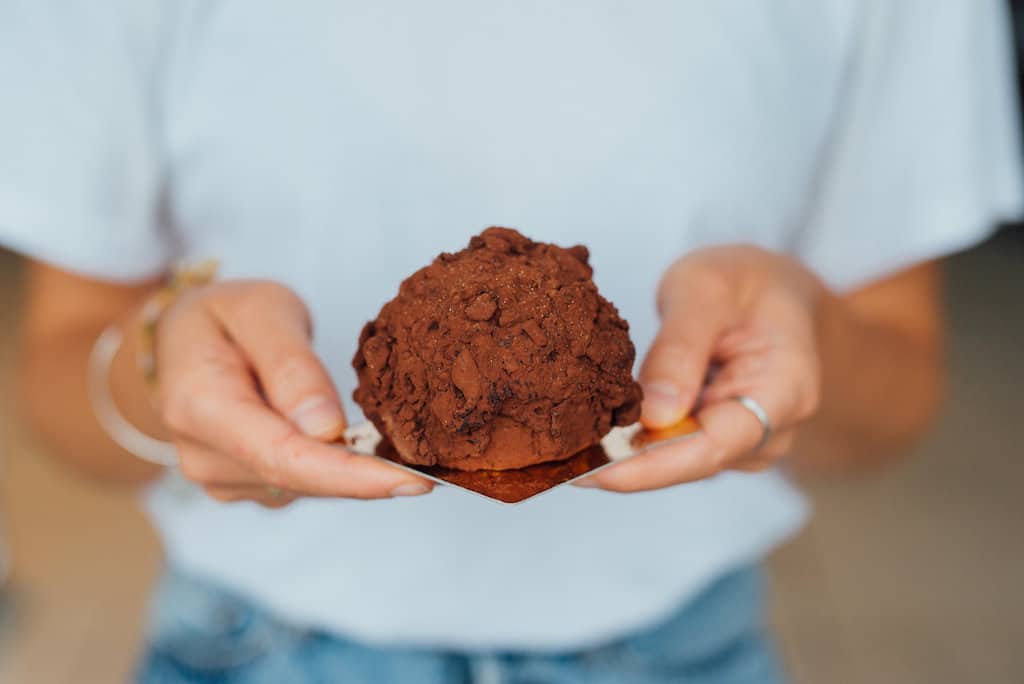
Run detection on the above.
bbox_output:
[109,312,169,438]
[88,260,219,468]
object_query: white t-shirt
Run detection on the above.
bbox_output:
[1,0,1021,650]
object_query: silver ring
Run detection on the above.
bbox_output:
[732,395,772,451]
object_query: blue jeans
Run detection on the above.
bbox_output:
[136,566,787,684]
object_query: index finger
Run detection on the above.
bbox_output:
[577,398,764,492]
[638,272,732,429]
[199,396,433,499]
[212,281,347,441]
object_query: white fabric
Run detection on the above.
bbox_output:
[1,0,1021,650]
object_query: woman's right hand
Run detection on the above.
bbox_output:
[154,280,434,507]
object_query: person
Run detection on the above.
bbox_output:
[1,1,1020,682]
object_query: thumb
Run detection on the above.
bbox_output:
[212,281,347,441]
[638,273,731,429]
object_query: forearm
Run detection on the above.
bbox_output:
[790,286,944,471]
[18,304,165,485]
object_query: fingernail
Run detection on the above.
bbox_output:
[391,483,431,497]
[291,396,345,439]
[641,381,685,428]
[573,478,599,488]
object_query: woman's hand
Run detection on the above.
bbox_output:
[580,246,826,491]
[155,280,433,507]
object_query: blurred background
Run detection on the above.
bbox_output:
[2,8,1024,684]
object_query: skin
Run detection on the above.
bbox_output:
[16,246,943,505]
[580,247,942,490]
[19,270,435,506]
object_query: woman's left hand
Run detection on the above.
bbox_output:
[580,245,826,491]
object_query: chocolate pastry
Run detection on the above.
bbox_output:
[353,227,642,471]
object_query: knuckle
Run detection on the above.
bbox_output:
[260,466,287,490]
[796,378,821,421]
[659,261,731,312]
[250,279,301,304]
[204,487,238,503]
[700,437,736,473]
[260,497,295,510]
[699,427,729,460]
[694,267,734,304]
[710,448,734,472]
[246,455,280,489]
[234,280,308,321]
[160,379,222,435]
[257,429,302,489]
[223,429,264,474]
[178,452,209,483]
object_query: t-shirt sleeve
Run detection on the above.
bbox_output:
[0,0,174,281]
[795,0,1024,292]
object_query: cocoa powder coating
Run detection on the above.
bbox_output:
[352,227,643,471]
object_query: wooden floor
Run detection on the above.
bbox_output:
[0,233,1022,684]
